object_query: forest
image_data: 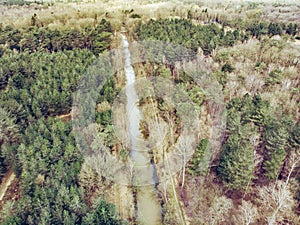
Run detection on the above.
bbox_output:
[0,13,126,224]
[0,0,299,224]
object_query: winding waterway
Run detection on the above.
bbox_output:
[121,34,162,225]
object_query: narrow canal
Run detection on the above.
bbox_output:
[121,34,162,225]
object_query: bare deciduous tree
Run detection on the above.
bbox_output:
[234,200,258,225]
[209,196,233,225]
[176,135,194,189]
[255,149,300,224]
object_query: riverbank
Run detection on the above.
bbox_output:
[131,61,193,225]
[122,34,162,225]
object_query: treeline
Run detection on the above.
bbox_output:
[0,0,33,6]
[0,18,112,56]
[246,21,298,38]
[0,0,53,6]
[136,19,299,58]
[186,5,299,37]
[136,18,248,55]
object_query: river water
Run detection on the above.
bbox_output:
[121,34,162,225]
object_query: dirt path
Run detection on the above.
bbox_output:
[57,113,71,122]
[0,169,16,202]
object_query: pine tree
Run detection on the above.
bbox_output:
[188,138,209,176]
[217,134,255,189]
[82,197,125,225]
[263,120,288,180]
[268,22,283,36]
[289,124,300,149]
[286,23,298,36]
[0,109,18,179]
[251,94,269,126]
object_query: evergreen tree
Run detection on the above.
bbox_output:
[0,109,18,179]
[263,119,288,180]
[188,138,209,176]
[286,23,298,36]
[82,197,126,225]
[268,22,283,36]
[217,134,255,189]
[289,124,300,149]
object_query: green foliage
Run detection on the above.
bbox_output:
[221,63,234,73]
[119,148,129,161]
[246,22,268,38]
[263,119,288,180]
[130,14,142,19]
[122,9,134,15]
[4,119,86,224]
[90,19,112,55]
[219,93,287,188]
[217,134,255,189]
[1,0,29,5]
[98,77,118,104]
[0,108,18,147]
[136,18,244,56]
[0,19,124,224]
[213,70,228,88]
[0,20,112,55]
[224,93,291,182]
[246,21,297,38]
[82,197,126,225]
[96,110,112,126]
[1,117,124,224]
[286,23,298,36]
[264,69,283,87]
[226,94,270,128]
[0,109,18,180]
[188,85,204,109]
[255,62,267,72]
[251,94,270,126]
[0,50,95,124]
[188,138,209,176]
[289,124,300,149]
[1,215,22,225]
[268,22,283,36]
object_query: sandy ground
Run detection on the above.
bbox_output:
[0,170,16,202]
